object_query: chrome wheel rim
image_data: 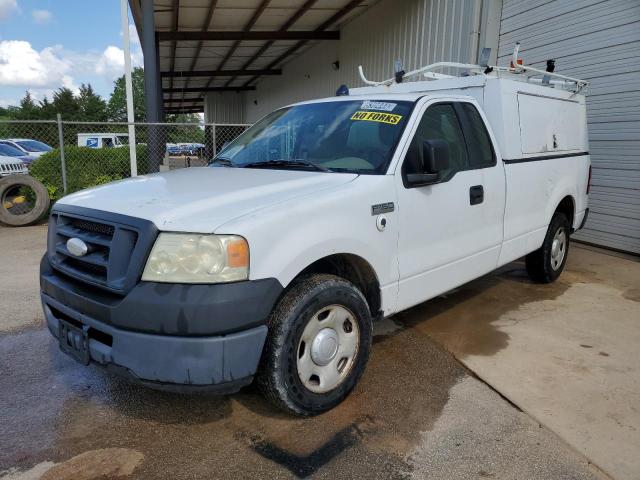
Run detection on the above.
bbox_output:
[550,228,567,271]
[296,304,360,394]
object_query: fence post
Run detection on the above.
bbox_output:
[212,124,217,157]
[56,113,68,194]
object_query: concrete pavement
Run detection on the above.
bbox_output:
[0,224,631,479]
[415,247,640,480]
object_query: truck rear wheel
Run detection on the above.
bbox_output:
[257,274,372,416]
[525,212,570,283]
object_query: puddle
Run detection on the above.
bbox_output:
[3,317,466,478]
[388,263,572,359]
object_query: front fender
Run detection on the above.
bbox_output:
[216,175,400,314]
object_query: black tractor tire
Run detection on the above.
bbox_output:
[257,274,373,416]
[525,212,571,283]
[0,175,50,227]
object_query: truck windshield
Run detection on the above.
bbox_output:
[211,100,413,174]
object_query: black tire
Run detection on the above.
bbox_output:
[525,212,570,283]
[0,175,50,227]
[257,274,373,416]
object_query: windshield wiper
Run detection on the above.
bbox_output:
[209,157,235,167]
[242,159,331,172]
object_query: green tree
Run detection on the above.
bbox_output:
[78,84,107,121]
[39,97,55,120]
[14,91,41,120]
[52,87,81,119]
[107,67,146,122]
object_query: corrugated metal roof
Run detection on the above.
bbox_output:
[129,0,379,112]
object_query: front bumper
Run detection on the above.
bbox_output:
[40,255,282,391]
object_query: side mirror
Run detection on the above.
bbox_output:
[405,139,450,187]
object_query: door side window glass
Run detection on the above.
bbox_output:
[459,103,495,168]
[404,103,468,181]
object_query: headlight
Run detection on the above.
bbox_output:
[142,233,249,283]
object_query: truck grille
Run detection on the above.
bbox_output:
[47,207,157,294]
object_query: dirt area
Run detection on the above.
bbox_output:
[2,224,633,479]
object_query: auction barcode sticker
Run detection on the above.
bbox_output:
[360,101,397,112]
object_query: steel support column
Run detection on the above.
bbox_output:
[141,0,163,171]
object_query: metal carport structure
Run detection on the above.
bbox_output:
[127,0,373,118]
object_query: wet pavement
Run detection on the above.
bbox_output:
[0,226,609,479]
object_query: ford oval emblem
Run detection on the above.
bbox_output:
[66,238,88,257]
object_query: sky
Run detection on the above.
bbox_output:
[0,0,143,108]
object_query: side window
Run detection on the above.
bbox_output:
[403,103,468,181]
[459,103,495,168]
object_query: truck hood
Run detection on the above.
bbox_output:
[57,166,358,232]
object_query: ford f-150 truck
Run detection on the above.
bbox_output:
[40,56,590,415]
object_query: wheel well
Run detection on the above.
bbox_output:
[297,254,381,317]
[555,196,575,229]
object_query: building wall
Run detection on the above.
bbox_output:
[205,0,495,123]
[498,0,640,254]
[204,91,247,124]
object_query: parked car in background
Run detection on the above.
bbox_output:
[166,143,206,157]
[166,143,182,155]
[0,139,53,159]
[0,143,34,167]
[0,155,29,177]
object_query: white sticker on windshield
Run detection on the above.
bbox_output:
[360,101,397,112]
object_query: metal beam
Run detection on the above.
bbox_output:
[141,0,160,122]
[183,0,218,102]
[211,0,270,75]
[157,30,339,41]
[164,97,204,107]
[162,69,281,78]
[141,0,163,172]
[243,0,363,88]
[168,0,179,100]
[163,86,255,93]
[222,0,318,88]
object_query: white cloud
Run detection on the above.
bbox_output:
[0,0,18,21]
[0,41,72,88]
[95,26,143,81]
[96,45,126,78]
[0,24,144,106]
[31,9,52,24]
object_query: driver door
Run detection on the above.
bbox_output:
[395,100,505,311]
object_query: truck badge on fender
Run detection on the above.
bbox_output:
[371,202,394,215]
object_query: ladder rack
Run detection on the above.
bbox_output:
[358,45,589,94]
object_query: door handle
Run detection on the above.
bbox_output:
[469,185,484,205]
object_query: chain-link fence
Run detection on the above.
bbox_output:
[0,119,250,203]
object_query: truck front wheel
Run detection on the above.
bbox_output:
[525,212,570,283]
[257,274,372,416]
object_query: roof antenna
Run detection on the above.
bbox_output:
[394,60,405,83]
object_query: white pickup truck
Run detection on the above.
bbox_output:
[40,59,590,415]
